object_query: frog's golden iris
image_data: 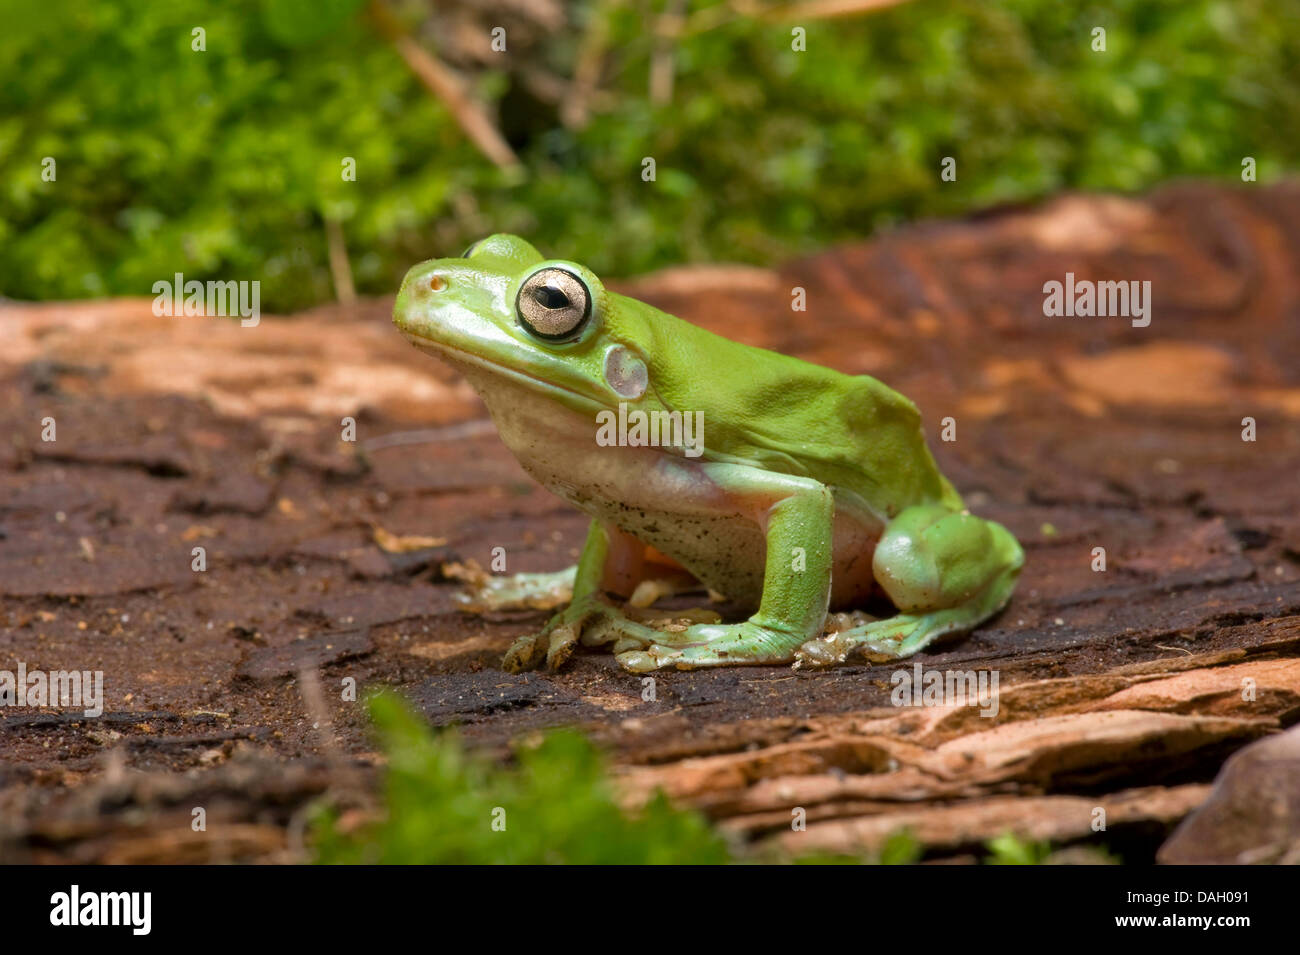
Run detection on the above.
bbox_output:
[515,267,591,341]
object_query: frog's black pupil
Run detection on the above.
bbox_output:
[532,285,570,310]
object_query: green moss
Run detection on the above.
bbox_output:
[4,0,1295,310]
[312,692,733,864]
[985,832,1052,864]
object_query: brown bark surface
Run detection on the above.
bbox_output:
[2,181,1298,862]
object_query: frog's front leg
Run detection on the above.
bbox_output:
[615,466,834,672]
[793,504,1022,668]
[501,520,663,672]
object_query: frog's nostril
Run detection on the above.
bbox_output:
[429,275,447,292]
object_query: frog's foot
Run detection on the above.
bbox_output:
[501,597,664,673]
[794,609,973,668]
[451,565,575,613]
[619,604,722,628]
[614,621,807,672]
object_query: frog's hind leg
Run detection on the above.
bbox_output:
[795,504,1022,668]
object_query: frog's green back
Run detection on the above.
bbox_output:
[606,291,961,521]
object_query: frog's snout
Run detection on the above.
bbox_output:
[393,262,448,334]
[400,261,449,295]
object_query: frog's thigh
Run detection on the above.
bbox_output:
[615,464,834,670]
[874,505,1016,612]
[598,522,696,601]
[797,505,1023,666]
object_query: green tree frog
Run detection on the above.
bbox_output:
[394,235,1023,673]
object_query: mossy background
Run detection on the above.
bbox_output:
[3,0,1296,311]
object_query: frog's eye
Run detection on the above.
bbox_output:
[516,267,591,342]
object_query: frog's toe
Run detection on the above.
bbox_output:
[614,648,673,672]
[792,634,844,669]
[578,611,664,648]
[544,621,581,670]
[793,612,966,669]
[502,631,550,673]
[502,619,582,672]
[792,630,896,668]
[614,641,705,671]
[616,622,803,671]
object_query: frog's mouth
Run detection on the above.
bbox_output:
[400,330,611,415]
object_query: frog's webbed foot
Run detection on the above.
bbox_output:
[793,610,969,668]
[501,597,667,673]
[449,564,575,613]
[614,621,807,672]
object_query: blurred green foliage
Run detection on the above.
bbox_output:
[985,832,1053,865]
[3,0,1296,310]
[312,692,735,864]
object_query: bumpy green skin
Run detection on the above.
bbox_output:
[393,235,1023,672]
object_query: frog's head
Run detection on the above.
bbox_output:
[394,234,650,415]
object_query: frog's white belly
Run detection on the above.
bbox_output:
[464,371,882,609]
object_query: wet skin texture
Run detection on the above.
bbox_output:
[393,234,1023,672]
